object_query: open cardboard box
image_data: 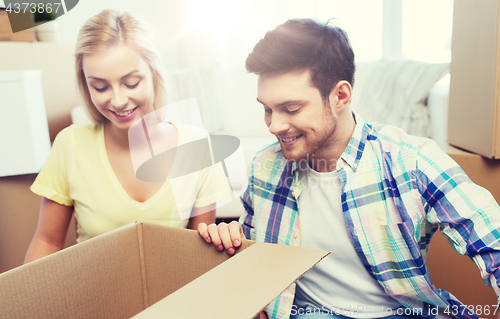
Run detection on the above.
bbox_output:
[0,222,328,319]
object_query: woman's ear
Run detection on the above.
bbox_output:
[329,80,352,113]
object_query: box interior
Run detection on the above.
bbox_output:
[0,222,327,319]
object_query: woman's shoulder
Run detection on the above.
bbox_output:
[54,124,102,145]
[57,123,100,134]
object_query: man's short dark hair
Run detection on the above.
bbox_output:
[246,19,355,104]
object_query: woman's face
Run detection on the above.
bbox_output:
[82,45,155,131]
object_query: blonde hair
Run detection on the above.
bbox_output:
[75,10,167,124]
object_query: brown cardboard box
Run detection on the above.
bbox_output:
[425,144,500,318]
[0,10,11,33]
[0,10,35,42]
[0,222,328,319]
[0,174,77,274]
[444,144,500,202]
[447,0,500,158]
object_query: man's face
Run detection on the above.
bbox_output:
[257,69,339,163]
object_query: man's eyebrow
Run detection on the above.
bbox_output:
[257,98,306,108]
[276,100,305,108]
[87,70,141,81]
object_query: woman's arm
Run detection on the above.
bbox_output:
[187,204,216,230]
[24,197,74,264]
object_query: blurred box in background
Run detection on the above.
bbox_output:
[0,9,35,42]
[448,0,500,158]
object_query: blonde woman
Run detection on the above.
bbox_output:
[25,10,228,263]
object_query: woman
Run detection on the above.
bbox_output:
[24,10,228,263]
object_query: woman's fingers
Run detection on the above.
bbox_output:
[198,221,245,255]
[228,221,243,248]
[206,223,224,250]
[197,222,212,243]
[217,222,236,254]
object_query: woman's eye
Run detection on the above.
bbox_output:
[125,82,140,89]
[94,86,108,93]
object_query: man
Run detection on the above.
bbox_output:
[198,19,500,319]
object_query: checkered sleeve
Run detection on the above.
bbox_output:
[239,159,256,241]
[415,139,500,302]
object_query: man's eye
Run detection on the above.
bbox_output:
[125,82,140,89]
[93,86,108,92]
[264,108,272,114]
[286,108,299,114]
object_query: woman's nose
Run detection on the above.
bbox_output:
[111,89,128,109]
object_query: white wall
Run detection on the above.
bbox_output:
[54,0,386,68]
[50,0,387,138]
[27,0,453,139]
[55,0,186,68]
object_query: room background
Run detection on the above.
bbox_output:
[0,0,454,270]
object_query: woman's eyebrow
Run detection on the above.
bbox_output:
[87,69,141,81]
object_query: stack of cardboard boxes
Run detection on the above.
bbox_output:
[427,0,500,312]
[446,0,500,201]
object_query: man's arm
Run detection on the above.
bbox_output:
[416,140,500,300]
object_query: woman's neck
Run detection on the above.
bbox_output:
[104,122,130,150]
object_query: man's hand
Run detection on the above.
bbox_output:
[198,221,244,255]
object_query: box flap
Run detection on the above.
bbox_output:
[0,223,146,319]
[132,242,329,319]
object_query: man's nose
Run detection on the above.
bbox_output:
[268,113,290,135]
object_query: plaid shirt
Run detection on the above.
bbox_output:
[239,113,500,319]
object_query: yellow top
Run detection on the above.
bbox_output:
[31,123,230,242]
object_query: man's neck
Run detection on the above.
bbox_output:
[308,111,356,173]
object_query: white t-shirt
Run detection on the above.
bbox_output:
[294,162,402,318]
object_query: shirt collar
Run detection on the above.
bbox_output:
[340,111,370,172]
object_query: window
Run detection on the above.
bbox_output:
[402,0,453,62]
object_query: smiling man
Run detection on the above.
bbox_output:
[198,19,500,319]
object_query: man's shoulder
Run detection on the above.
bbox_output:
[368,122,437,155]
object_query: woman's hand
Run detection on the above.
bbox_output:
[198,220,244,255]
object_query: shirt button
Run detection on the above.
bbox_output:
[282,309,287,314]
[291,191,295,197]
[293,232,299,239]
[353,163,358,169]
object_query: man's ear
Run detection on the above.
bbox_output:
[330,80,352,113]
